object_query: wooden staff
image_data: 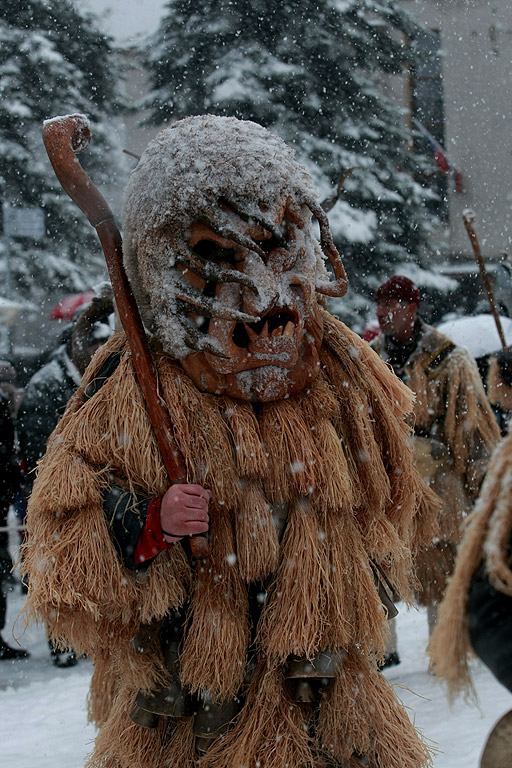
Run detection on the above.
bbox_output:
[42,113,209,558]
[462,208,507,351]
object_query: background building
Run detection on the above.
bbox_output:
[398,0,512,316]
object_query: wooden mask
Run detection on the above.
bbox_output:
[179,197,325,401]
[122,116,347,401]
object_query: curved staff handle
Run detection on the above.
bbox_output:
[462,208,507,351]
[42,113,209,559]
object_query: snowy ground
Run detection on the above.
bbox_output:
[1,547,510,767]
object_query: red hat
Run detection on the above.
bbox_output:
[375,275,421,305]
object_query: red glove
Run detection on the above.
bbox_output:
[133,496,170,565]
[133,484,211,565]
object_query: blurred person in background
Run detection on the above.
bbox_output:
[17,293,114,666]
[485,347,512,436]
[17,294,114,491]
[0,385,28,660]
[0,359,23,418]
[371,275,500,667]
[0,359,27,547]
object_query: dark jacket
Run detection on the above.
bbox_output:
[17,345,80,482]
[0,393,20,505]
[468,557,512,693]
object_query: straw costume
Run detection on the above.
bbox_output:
[23,116,437,768]
[372,317,499,607]
[486,350,512,436]
[429,431,512,699]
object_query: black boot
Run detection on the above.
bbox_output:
[0,635,30,660]
[378,651,400,670]
[51,650,78,668]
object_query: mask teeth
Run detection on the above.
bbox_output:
[245,325,259,342]
[283,320,295,338]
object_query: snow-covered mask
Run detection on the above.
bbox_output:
[123,115,347,402]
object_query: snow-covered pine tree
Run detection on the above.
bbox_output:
[143,0,439,325]
[0,0,125,305]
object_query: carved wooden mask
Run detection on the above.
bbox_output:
[179,197,325,401]
[122,116,347,402]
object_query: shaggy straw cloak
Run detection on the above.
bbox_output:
[429,432,512,700]
[23,312,437,768]
[372,325,500,605]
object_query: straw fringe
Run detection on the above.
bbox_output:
[137,547,192,625]
[28,444,109,512]
[317,649,433,767]
[89,687,169,768]
[180,510,249,699]
[199,663,316,768]
[22,486,141,656]
[322,511,388,655]
[322,314,437,598]
[88,654,120,727]
[429,435,512,699]
[407,345,499,494]
[483,465,512,594]
[235,480,280,582]
[161,717,198,768]
[221,399,268,478]
[157,356,244,505]
[308,418,355,510]
[258,498,331,659]
[322,345,391,514]
[362,516,411,577]
[259,400,324,501]
[414,541,457,606]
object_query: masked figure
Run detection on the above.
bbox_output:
[24,116,438,768]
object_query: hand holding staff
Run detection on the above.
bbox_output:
[42,113,209,558]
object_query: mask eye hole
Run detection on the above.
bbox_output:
[254,234,283,255]
[192,239,237,265]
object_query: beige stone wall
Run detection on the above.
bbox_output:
[400,0,512,261]
[117,5,512,272]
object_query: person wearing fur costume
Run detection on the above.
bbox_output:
[485,347,512,436]
[429,433,512,767]
[371,276,500,665]
[23,116,439,768]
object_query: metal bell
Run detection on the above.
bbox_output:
[285,649,346,680]
[129,638,188,726]
[193,692,241,754]
[132,680,188,718]
[290,679,316,703]
[129,704,160,729]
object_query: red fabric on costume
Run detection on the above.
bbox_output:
[134,496,174,564]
